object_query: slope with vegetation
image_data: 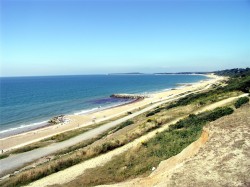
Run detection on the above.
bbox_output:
[0,68,249,187]
[102,103,250,187]
[61,107,235,187]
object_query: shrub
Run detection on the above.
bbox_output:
[113,120,134,132]
[147,119,153,122]
[146,108,161,117]
[69,106,235,187]
[234,96,249,108]
[199,107,234,121]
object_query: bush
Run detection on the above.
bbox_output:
[146,108,161,117]
[113,120,134,132]
[234,97,249,108]
[223,75,250,93]
[70,106,235,187]
[147,119,153,122]
[169,107,234,131]
[199,107,234,121]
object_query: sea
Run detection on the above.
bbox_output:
[0,74,208,138]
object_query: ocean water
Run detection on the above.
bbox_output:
[0,74,207,137]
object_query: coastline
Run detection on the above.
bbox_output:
[0,74,208,137]
[0,98,140,139]
[0,98,139,139]
[0,74,225,152]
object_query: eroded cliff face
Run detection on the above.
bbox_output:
[100,104,250,187]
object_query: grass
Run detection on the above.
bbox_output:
[0,93,236,187]
[0,89,235,187]
[1,76,243,160]
[165,90,241,109]
[146,108,162,117]
[0,104,192,187]
[0,142,51,160]
[63,107,234,187]
[53,124,121,156]
[1,103,154,160]
[1,73,248,186]
[234,96,249,109]
[0,126,94,160]
[42,113,133,143]
[0,113,131,160]
[111,120,134,133]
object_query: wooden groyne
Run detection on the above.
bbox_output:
[110,94,149,99]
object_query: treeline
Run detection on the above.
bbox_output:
[213,68,250,77]
[162,69,250,110]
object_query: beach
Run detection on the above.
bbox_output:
[0,74,225,151]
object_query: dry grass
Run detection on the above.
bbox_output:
[0,113,132,160]
[59,107,234,187]
[0,103,196,187]
[0,90,241,186]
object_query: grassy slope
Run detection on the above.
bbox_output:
[62,107,234,187]
[1,71,249,187]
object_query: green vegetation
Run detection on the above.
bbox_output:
[0,106,185,187]
[2,91,236,186]
[146,108,162,117]
[166,68,250,110]
[0,142,51,160]
[60,120,135,157]
[63,107,234,187]
[56,120,137,156]
[166,90,241,109]
[112,120,134,132]
[0,81,238,187]
[223,75,250,93]
[234,96,249,108]
[0,113,129,160]
[214,68,250,77]
[54,135,103,156]
[2,69,249,186]
[164,70,250,110]
[0,154,9,159]
[0,126,96,160]
[3,70,248,159]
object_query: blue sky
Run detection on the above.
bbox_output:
[1,0,250,76]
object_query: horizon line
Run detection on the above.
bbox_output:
[1,67,249,78]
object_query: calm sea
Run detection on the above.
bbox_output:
[0,74,207,137]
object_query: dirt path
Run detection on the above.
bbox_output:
[0,94,181,176]
[26,94,247,187]
[195,93,249,114]
[0,87,212,176]
[0,74,223,151]
[99,104,250,187]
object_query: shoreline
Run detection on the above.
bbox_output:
[0,99,142,141]
[0,74,209,138]
[0,98,139,139]
[0,74,224,152]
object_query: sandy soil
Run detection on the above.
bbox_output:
[0,74,224,151]
[99,104,250,187]
[25,92,246,187]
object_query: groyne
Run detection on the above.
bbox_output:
[110,94,149,99]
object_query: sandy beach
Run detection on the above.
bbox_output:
[0,74,225,151]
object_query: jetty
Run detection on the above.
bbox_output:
[48,115,69,125]
[110,94,149,99]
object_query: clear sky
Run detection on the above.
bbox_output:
[1,0,250,76]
